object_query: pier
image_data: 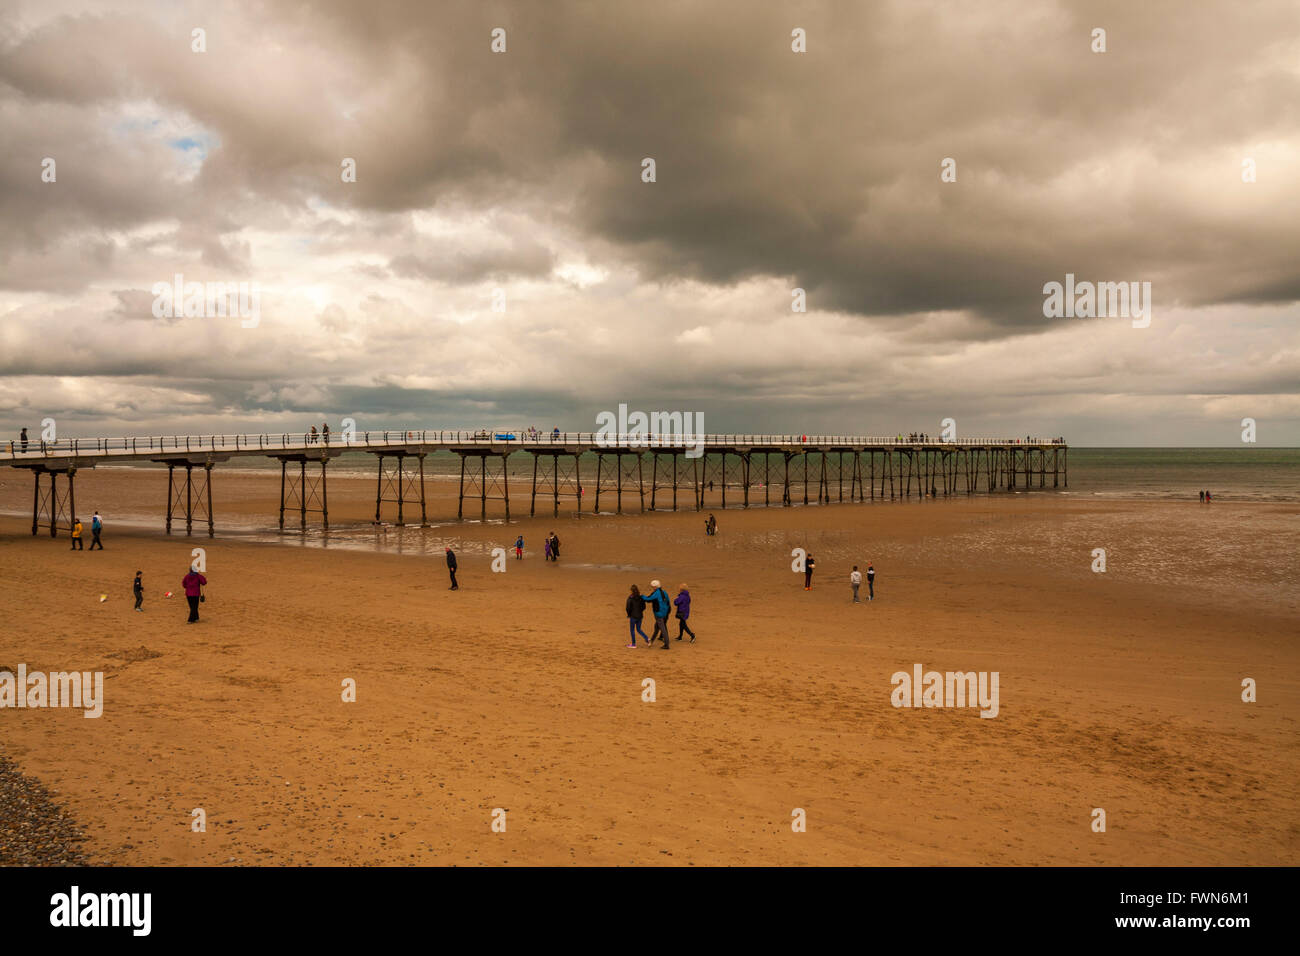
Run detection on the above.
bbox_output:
[1,431,1068,537]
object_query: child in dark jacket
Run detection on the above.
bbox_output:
[673,584,696,643]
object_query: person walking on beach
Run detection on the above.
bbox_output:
[866,563,875,601]
[625,584,650,647]
[445,547,459,590]
[89,511,104,549]
[548,532,560,561]
[1199,489,1205,503]
[543,538,552,561]
[182,566,206,622]
[1205,490,1212,503]
[645,580,671,649]
[673,584,696,643]
[804,552,815,590]
[133,571,144,612]
[850,565,862,603]
[70,517,84,550]
[515,535,524,560]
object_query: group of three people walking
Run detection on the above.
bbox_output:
[626,580,694,649]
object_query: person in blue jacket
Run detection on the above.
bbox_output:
[644,580,672,650]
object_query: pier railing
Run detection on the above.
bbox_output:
[0,431,1067,461]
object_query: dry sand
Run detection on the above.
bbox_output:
[0,469,1296,865]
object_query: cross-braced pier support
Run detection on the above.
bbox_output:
[696,450,749,510]
[276,454,330,530]
[29,465,76,538]
[528,450,582,517]
[164,462,214,537]
[593,450,644,514]
[648,451,675,511]
[456,451,510,521]
[373,452,428,526]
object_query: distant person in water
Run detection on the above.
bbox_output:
[182,566,206,622]
[625,584,650,647]
[515,535,524,559]
[804,552,815,590]
[445,547,459,590]
[673,584,696,643]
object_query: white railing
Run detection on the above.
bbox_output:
[0,431,1068,461]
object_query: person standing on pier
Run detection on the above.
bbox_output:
[89,511,104,550]
[445,547,459,590]
[309,425,318,444]
[866,563,875,601]
[850,565,862,603]
[19,427,28,452]
[322,422,330,444]
[625,584,650,647]
[182,566,206,622]
[133,571,144,612]
[804,553,815,590]
[70,517,84,550]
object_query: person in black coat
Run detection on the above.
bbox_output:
[445,547,459,590]
[625,584,650,647]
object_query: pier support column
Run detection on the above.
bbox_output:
[30,467,75,538]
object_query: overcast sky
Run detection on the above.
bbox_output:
[1,0,1297,445]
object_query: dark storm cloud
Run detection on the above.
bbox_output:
[0,0,1296,445]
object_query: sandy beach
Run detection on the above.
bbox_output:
[1,469,1296,866]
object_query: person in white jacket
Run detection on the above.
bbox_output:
[850,566,862,603]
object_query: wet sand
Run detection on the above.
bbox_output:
[0,469,1296,865]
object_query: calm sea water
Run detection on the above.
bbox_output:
[1064,448,1299,502]
[96,447,1300,502]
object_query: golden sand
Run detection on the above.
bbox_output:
[0,469,1296,865]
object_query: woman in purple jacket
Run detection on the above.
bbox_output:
[673,584,696,643]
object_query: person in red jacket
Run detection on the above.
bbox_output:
[182,567,207,622]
